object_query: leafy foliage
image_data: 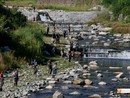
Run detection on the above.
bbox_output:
[12,23,44,61]
[102,0,130,19]
[0,4,45,70]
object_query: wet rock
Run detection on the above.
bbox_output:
[104,42,110,46]
[109,67,122,70]
[53,90,65,98]
[69,91,81,95]
[111,78,118,82]
[46,85,53,89]
[88,94,102,98]
[22,89,28,96]
[83,70,89,73]
[97,73,103,77]
[89,61,97,65]
[73,79,85,85]
[63,80,72,84]
[89,61,99,70]
[98,81,107,85]
[62,74,70,80]
[84,85,98,89]
[89,65,99,70]
[127,66,130,70]
[69,69,76,76]
[49,80,57,84]
[83,65,88,69]
[83,73,90,78]
[61,86,69,90]
[85,79,93,85]
[115,72,124,78]
[46,77,52,80]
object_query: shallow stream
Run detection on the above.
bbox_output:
[29,58,130,98]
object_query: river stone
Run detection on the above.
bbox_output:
[88,94,102,98]
[97,73,103,77]
[83,73,88,78]
[85,79,93,85]
[63,80,72,84]
[111,78,118,82]
[2,95,6,98]
[69,91,81,95]
[127,66,130,70]
[109,67,122,70]
[53,90,65,98]
[89,64,99,70]
[73,79,85,85]
[89,61,97,65]
[61,86,69,90]
[69,70,76,76]
[84,85,98,89]
[46,85,53,89]
[46,77,52,80]
[83,65,88,69]
[98,81,106,85]
[62,74,70,80]
[83,70,89,73]
[22,90,28,96]
[49,80,57,84]
[104,42,110,46]
[115,72,124,78]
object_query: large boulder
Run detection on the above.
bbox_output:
[53,91,65,98]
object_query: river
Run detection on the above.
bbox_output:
[29,58,130,98]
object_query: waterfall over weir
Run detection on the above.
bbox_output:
[83,47,130,59]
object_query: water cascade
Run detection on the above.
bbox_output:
[83,47,130,59]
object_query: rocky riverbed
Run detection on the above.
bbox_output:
[28,60,130,98]
[2,60,130,98]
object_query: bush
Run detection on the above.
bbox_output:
[0,52,25,71]
[12,22,45,61]
[97,10,111,20]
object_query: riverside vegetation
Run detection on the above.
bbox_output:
[89,0,130,34]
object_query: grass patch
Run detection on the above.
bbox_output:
[5,0,36,7]
[36,3,91,11]
[5,0,99,11]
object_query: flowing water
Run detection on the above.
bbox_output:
[29,57,130,98]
